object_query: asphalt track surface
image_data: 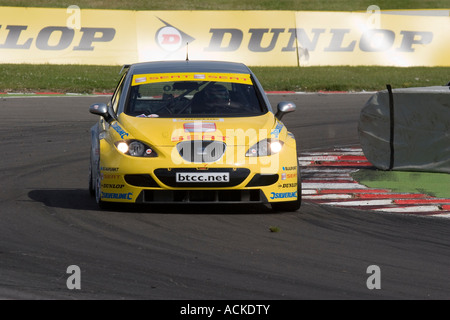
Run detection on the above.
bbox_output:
[0,94,449,300]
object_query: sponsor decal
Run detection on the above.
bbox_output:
[101,184,125,189]
[204,27,436,55]
[183,122,216,133]
[271,122,283,138]
[131,72,252,86]
[101,192,133,200]
[279,183,297,188]
[0,21,436,59]
[146,12,449,67]
[176,172,230,183]
[111,123,129,139]
[134,76,147,83]
[137,113,159,118]
[0,25,116,51]
[282,166,297,171]
[100,167,119,172]
[270,191,297,200]
[171,135,227,142]
[102,174,121,179]
[281,172,296,180]
[155,18,195,52]
[172,118,224,122]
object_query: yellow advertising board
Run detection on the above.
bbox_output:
[294,11,450,66]
[0,7,138,65]
[135,10,298,66]
[0,7,449,66]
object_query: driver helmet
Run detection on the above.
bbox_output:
[204,84,230,105]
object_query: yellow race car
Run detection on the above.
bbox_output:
[89,60,301,211]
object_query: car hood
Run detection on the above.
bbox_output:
[116,112,284,147]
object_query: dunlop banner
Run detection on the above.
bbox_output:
[0,7,137,65]
[294,11,450,66]
[0,7,449,66]
[136,10,298,66]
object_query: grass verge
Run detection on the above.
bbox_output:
[1,64,449,94]
[352,169,450,199]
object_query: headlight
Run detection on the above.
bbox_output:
[114,140,157,157]
[128,141,146,156]
[117,141,129,154]
[246,139,284,157]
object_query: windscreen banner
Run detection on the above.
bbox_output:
[0,7,449,66]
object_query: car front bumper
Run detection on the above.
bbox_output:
[97,141,299,204]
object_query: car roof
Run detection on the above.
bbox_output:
[127,60,252,75]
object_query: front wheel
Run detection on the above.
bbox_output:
[93,158,111,210]
[88,157,95,197]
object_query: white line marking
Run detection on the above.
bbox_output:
[373,206,445,213]
[322,199,394,206]
[303,194,353,200]
[301,151,364,156]
[302,173,353,178]
[302,190,318,195]
[302,177,354,181]
[302,183,368,189]
[430,213,450,219]
[334,148,363,152]
[300,168,359,174]
[299,156,341,161]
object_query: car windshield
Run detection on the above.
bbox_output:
[125,72,265,118]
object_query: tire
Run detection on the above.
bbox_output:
[88,157,95,197]
[271,164,302,212]
[93,158,111,210]
[94,164,102,205]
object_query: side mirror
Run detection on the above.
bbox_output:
[89,103,113,122]
[275,101,296,120]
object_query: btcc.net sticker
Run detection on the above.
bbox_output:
[176,172,230,183]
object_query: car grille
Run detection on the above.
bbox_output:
[176,140,226,163]
[124,174,160,188]
[137,189,265,203]
[245,174,279,187]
